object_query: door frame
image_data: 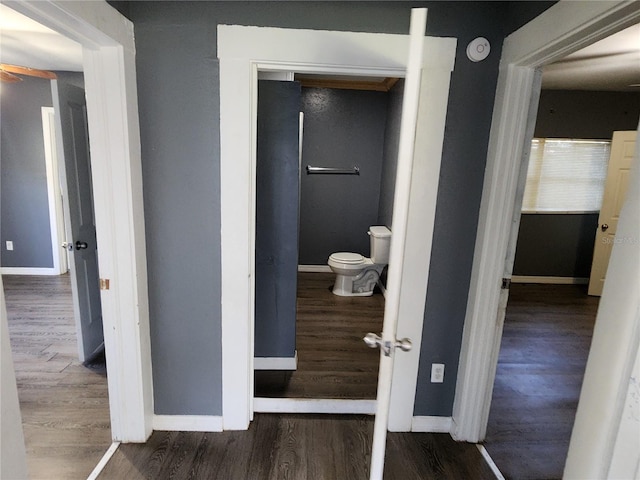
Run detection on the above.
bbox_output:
[41,106,67,275]
[7,0,153,442]
[452,0,640,447]
[218,25,456,430]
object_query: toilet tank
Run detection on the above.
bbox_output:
[368,226,392,264]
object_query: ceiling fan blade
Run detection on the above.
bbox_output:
[0,70,22,83]
[0,64,57,80]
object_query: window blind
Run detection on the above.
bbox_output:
[522,139,611,213]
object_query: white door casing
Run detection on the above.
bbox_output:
[6,0,153,442]
[588,130,636,296]
[453,0,640,459]
[218,25,455,430]
[41,107,68,275]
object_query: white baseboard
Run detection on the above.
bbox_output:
[254,351,298,370]
[411,416,452,433]
[511,275,589,285]
[153,415,223,432]
[254,397,376,414]
[0,267,61,275]
[298,265,331,273]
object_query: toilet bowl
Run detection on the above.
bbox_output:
[328,226,391,297]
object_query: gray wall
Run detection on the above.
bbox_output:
[513,90,640,278]
[377,80,404,229]
[514,213,599,277]
[119,1,556,417]
[0,77,54,269]
[299,87,388,264]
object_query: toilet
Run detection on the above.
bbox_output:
[328,226,392,297]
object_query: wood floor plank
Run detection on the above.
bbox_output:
[4,274,111,480]
[483,283,597,480]
[254,272,383,399]
[99,414,495,479]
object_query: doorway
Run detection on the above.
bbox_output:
[0,65,111,476]
[484,85,639,477]
[253,77,402,411]
[452,2,640,476]
[218,25,456,430]
[1,0,152,450]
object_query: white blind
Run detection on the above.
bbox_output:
[522,139,611,213]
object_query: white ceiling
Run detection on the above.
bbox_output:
[0,3,83,72]
[542,23,640,92]
[0,4,638,91]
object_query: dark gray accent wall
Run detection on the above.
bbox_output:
[512,90,640,279]
[124,1,555,416]
[535,90,640,139]
[299,87,388,264]
[0,77,54,268]
[514,213,599,277]
[377,80,404,229]
[255,81,301,359]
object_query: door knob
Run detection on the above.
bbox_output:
[601,224,609,232]
[364,332,412,357]
[75,241,88,250]
[61,242,73,251]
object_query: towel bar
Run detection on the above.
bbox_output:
[306,165,360,175]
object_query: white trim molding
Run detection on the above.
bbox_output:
[254,351,298,370]
[253,398,376,415]
[218,24,455,432]
[42,106,67,275]
[7,0,153,443]
[511,276,589,285]
[411,416,452,433]
[153,415,223,432]
[0,267,60,276]
[452,0,640,446]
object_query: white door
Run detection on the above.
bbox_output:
[366,9,427,479]
[588,130,636,296]
[52,80,104,363]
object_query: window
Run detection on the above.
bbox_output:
[522,138,611,213]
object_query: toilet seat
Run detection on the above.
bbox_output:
[329,252,365,265]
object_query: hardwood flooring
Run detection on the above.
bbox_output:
[254,272,384,399]
[483,283,598,480]
[98,414,497,480]
[4,274,111,480]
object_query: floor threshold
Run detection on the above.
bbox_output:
[254,397,376,414]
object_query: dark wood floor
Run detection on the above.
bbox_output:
[484,283,598,480]
[254,272,384,399]
[99,414,497,480]
[4,274,111,480]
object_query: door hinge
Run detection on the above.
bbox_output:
[100,278,110,290]
[501,278,511,290]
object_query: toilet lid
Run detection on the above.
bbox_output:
[330,252,365,265]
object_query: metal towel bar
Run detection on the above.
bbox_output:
[306,165,360,175]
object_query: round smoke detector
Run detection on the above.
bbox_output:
[466,37,491,62]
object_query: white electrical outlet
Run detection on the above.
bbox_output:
[6,241,13,251]
[431,363,445,383]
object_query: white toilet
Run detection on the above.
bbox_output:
[328,226,392,297]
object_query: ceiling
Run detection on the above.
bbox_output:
[0,4,638,91]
